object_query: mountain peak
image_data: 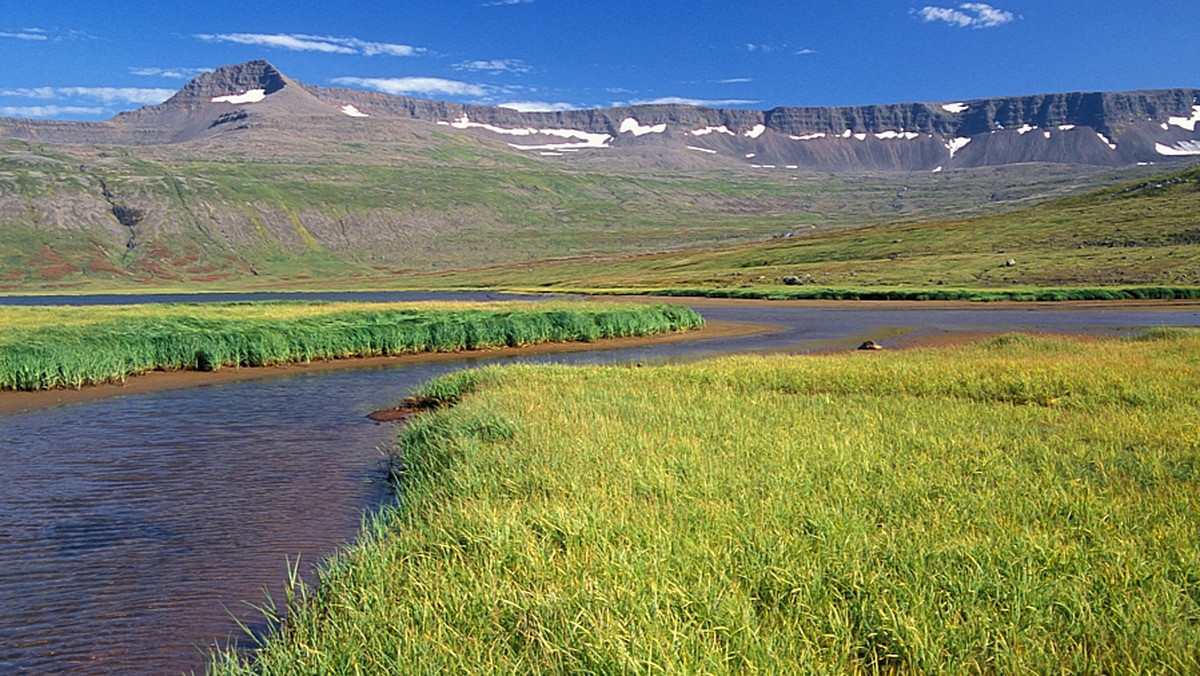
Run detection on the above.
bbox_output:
[168,60,288,103]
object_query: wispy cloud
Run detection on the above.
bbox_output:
[629,96,759,107]
[498,100,578,112]
[0,86,174,105]
[795,48,817,55]
[0,28,48,41]
[195,33,424,56]
[332,76,486,97]
[454,59,531,74]
[1,105,104,118]
[130,66,212,80]
[916,3,1017,28]
[714,78,752,84]
[483,0,533,6]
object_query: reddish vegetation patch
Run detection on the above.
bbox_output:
[0,269,26,281]
[34,264,83,281]
[188,274,230,282]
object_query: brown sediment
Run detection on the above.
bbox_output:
[0,320,777,417]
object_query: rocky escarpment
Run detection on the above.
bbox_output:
[1,61,1198,171]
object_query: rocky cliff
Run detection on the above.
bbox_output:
[2,60,1197,171]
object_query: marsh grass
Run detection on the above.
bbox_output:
[212,329,1200,674]
[0,301,702,391]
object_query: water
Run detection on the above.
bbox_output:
[2,295,1197,674]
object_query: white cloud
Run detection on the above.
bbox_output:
[195,33,424,57]
[130,67,213,80]
[499,101,579,112]
[917,3,1016,28]
[0,86,174,105]
[483,0,533,5]
[0,29,48,41]
[454,59,531,74]
[715,77,752,84]
[795,48,817,55]
[332,76,486,97]
[1,105,103,117]
[629,96,759,107]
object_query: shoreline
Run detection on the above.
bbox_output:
[0,320,777,416]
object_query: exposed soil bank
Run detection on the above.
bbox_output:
[0,321,772,416]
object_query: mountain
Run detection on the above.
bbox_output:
[2,60,1198,171]
[0,61,1196,291]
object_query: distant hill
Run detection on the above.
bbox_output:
[0,61,1196,292]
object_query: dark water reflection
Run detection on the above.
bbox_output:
[1,294,1198,674]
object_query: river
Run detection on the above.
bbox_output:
[1,293,1197,674]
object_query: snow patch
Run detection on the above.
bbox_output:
[931,166,943,173]
[785,164,799,169]
[1161,122,1171,131]
[841,129,853,138]
[340,104,368,118]
[686,145,718,154]
[745,153,756,158]
[212,89,266,104]
[791,132,826,141]
[944,137,971,158]
[446,114,612,151]
[1016,124,1036,135]
[691,125,735,136]
[874,130,921,140]
[853,133,867,141]
[619,117,667,136]
[1043,131,1052,139]
[1096,132,1117,150]
[941,102,969,114]
[1156,140,1200,156]
[539,152,564,156]
[1167,106,1200,132]
[744,124,767,139]
[1057,124,1076,131]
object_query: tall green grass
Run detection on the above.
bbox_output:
[0,301,702,391]
[211,329,1200,674]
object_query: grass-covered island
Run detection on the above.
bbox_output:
[212,329,1200,674]
[0,301,703,391]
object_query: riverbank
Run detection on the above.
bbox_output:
[0,318,767,416]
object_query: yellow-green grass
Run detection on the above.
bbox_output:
[0,301,702,391]
[212,329,1200,674]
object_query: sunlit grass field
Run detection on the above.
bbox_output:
[0,301,702,391]
[213,329,1200,674]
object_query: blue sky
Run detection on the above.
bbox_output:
[2,1,1197,120]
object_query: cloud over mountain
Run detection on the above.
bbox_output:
[331,76,486,97]
[195,33,424,57]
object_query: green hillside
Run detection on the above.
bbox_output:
[402,163,1200,299]
[0,133,1171,293]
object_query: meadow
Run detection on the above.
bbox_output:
[211,329,1200,674]
[0,300,702,391]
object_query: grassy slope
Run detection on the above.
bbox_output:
[0,133,1174,292]
[0,301,702,390]
[212,330,1200,674]
[395,163,1200,298]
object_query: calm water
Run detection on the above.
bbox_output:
[2,294,1198,674]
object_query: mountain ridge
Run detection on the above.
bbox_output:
[1,60,1198,171]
